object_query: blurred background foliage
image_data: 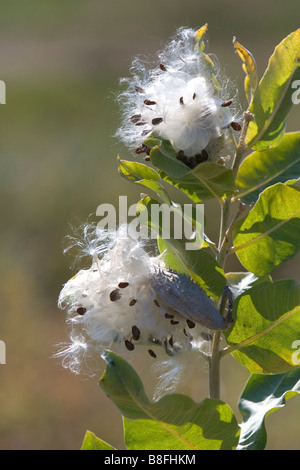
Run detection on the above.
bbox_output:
[0,0,299,450]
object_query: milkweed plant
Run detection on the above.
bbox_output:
[57,25,300,450]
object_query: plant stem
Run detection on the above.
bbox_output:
[208,112,253,400]
[232,111,254,179]
[209,198,231,399]
[209,331,221,399]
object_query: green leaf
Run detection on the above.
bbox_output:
[118,157,161,182]
[246,29,300,151]
[233,38,258,104]
[233,183,300,276]
[237,369,300,450]
[236,132,300,203]
[147,140,235,202]
[118,158,171,203]
[224,279,300,374]
[158,237,226,300]
[81,430,116,450]
[138,195,226,299]
[160,162,235,203]
[99,351,240,450]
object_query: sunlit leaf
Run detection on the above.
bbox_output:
[236,132,300,203]
[99,351,240,450]
[246,29,300,150]
[237,369,300,450]
[233,183,300,276]
[81,430,116,450]
[118,157,171,203]
[224,279,300,374]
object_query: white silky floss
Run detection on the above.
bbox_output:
[117,27,237,159]
[57,225,214,398]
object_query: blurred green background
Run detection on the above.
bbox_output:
[0,0,299,450]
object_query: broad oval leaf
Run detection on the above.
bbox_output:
[237,369,300,450]
[236,132,300,203]
[224,279,300,374]
[233,183,300,276]
[246,29,300,151]
[99,351,240,450]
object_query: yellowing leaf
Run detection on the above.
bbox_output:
[233,38,258,104]
[195,24,208,51]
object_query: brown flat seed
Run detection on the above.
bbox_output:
[132,325,140,341]
[144,99,156,106]
[193,92,196,100]
[129,299,137,306]
[125,340,135,351]
[130,114,141,123]
[179,96,184,105]
[110,289,121,301]
[186,319,196,329]
[159,64,167,71]
[169,336,174,347]
[152,117,163,125]
[118,282,129,288]
[221,99,233,107]
[230,121,242,131]
[177,150,185,160]
[77,307,86,315]
[201,149,209,161]
[165,313,174,319]
[154,299,160,307]
[170,320,179,325]
[148,349,157,358]
[135,85,144,93]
